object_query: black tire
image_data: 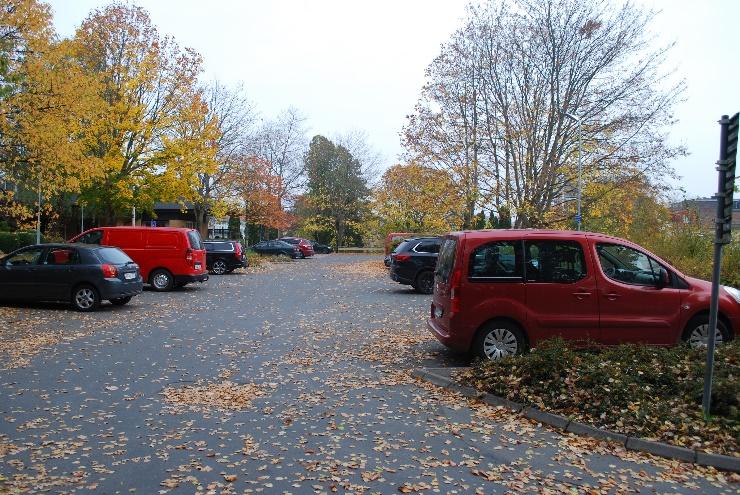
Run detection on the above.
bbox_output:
[413,270,435,294]
[682,315,731,348]
[150,269,174,292]
[110,296,132,306]
[71,284,100,312]
[473,320,527,360]
[211,259,227,275]
[298,251,305,259]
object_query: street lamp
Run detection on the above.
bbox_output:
[564,112,582,231]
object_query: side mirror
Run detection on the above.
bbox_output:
[655,268,669,289]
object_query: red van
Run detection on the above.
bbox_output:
[70,227,208,291]
[428,230,739,360]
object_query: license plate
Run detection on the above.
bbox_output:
[124,272,136,280]
[195,263,202,270]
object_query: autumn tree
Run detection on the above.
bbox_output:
[303,135,370,249]
[72,3,216,223]
[249,107,308,211]
[403,0,683,228]
[372,162,465,234]
[192,81,255,236]
[0,0,100,211]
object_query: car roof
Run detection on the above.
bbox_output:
[82,226,196,233]
[16,243,105,251]
[404,236,442,242]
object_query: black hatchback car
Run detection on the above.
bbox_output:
[204,240,247,275]
[0,243,143,311]
[250,240,299,258]
[389,236,442,294]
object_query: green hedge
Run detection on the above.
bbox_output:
[0,231,42,254]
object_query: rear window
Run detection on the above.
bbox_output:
[187,231,203,250]
[393,240,413,254]
[96,247,133,264]
[435,238,457,282]
[205,242,233,251]
[281,238,299,245]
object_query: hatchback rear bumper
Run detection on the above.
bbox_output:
[99,278,143,300]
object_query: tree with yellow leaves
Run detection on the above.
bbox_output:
[372,162,465,235]
[72,3,217,223]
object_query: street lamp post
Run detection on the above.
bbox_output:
[564,112,582,231]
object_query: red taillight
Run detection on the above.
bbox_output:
[185,248,193,265]
[234,243,242,257]
[101,264,118,278]
[449,268,462,314]
[395,254,411,262]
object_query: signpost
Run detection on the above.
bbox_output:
[703,113,738,419]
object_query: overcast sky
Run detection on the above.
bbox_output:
[49,0,739,200]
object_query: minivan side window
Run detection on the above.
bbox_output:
[77,230,103,245]
[596,243,666,286]
[525,240,586,284]
[468,241,523,280]
[435,239,457,283]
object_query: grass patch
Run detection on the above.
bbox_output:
[460,338,739,455]
[244,250,293,267]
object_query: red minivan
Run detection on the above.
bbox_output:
[70,227,208,291]
[428,230,739,360]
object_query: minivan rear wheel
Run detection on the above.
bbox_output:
[682,315,730,348]
[414,270,435,294]
[150,269,174,292]
[474,321,526,361]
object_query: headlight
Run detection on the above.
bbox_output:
[722,286,740,304]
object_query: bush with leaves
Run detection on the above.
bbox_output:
[462,338,739,454]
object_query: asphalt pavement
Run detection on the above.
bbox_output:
[0,255,736,494]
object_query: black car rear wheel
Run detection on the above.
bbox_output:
[211,259,227,275]
[150,269,174,291]
[110,296,132,306]
[414,270,435,294]
[72,284,100,312]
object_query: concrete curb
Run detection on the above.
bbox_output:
[412,367,739,473]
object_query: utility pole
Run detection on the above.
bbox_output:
[36,175,41,244]
[564,112,583,230]
[703,113,738,419]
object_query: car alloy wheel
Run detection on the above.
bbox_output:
[72,285,99,312]
[212,260,227,275]
[415,271,434,294]
[687,323,724,348]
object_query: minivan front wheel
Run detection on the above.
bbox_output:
[682,315,729,348]
[72,285,100,312]
[150,269,174,291]
[474,321,526,360]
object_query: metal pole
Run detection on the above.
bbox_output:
[702,114,730,419]
[81,204,84,233]
[132,206,136,226]
[577,119,582,231]
[36,176,41,244]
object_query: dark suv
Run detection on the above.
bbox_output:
[389,237,442,294]
[204,240,247,275]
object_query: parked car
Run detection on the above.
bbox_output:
[310,241,333,254]
[204,240,247,274]
[428,230,739,360]
[70,227,208,292]
[251,240,299,258]
[278,237,314,258]
[0,243,143,311]
[389,236,442,294]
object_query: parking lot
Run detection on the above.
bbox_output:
[0,255,735,494]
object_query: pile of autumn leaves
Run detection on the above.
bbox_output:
[462,338,739,456]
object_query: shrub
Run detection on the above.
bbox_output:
[0,231,42,254]
[463,338,740,454]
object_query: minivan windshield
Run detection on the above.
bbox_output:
[435,238,457,282]
[187,230,203,250]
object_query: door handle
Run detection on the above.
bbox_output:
[572,291,592,300]
[605,292,621,301]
